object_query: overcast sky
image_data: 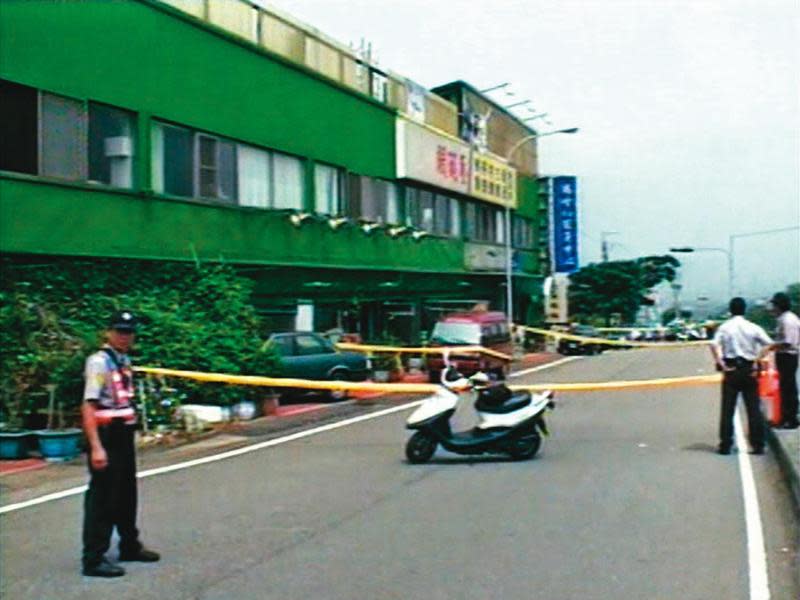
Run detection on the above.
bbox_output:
[268,0,799,311]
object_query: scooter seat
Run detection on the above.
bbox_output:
[475,391,531,414]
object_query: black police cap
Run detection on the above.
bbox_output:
[109,310,137,332]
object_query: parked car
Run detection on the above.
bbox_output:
[557,324,607,355]
[268,332,370,400]
[426,311,513,381]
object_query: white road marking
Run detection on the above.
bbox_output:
[0,401,422,515]
[734,408,771,600]
[509,356,582,378]
[1,356,578,515]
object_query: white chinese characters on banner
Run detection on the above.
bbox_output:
[552,176,579,273]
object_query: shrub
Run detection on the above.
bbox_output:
[0,258,281,421]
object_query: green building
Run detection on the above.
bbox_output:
[0,0,552,342]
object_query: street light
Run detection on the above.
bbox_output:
[479,82,510,94]
[670,225,799,300]
[503,127,580,322]
[505,99,532,109]
[669,246,733,299]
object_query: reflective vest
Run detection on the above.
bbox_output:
[94,349,137,426]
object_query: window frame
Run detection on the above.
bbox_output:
[194,132,237,203]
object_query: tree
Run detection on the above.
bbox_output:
[568,255,680,325]
[746,282,800,330]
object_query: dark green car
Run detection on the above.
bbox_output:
[268,332,370,399]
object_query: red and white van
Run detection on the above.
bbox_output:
[426,311,513,381]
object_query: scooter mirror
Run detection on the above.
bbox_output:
[442,349,452,368]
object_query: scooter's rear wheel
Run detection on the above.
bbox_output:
[405,432,437,464]
[506,434,541,460]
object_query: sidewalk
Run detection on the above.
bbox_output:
[767,425,800,516]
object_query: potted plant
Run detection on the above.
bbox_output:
[0,389,34,460]
[35,384,83,461]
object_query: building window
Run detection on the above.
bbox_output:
[272,152,304,210]
[370,69,388,103]
[434,194,451,236]
[0,79,38,175]
[196,134,236,202]
[385,180,399,224]
[237,145,271,208]
[88,103,135,188]
[465,201,502,244]
[40,92,87,181]
[346,175,397,223]
[0,80,135,189]
[495,210,505,245]
[419,190,435,231]
[314,163,343,215]
[449,197,461,237]
[512,215,534,249]
[153,122,193,197]
[405,187,461,236]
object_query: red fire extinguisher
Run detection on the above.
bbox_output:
[758,362,781,426]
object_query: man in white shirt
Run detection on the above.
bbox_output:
[769,292,799,429]
[710,297,773,455]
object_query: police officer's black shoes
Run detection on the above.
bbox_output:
[83,559,125,577]
[717,446,731,455]
[118,547,160,562]
[749,447,765,455]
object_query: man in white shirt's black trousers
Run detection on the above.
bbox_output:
[710,297,773,455]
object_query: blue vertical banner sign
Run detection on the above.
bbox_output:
[551,176,579,273]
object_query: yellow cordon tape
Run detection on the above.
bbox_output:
[595,326,667,332]
[509,374,721,392]
[134,366,437,394]
[335,342,512,362]
[133,366,721,394]
[517,325,710,349]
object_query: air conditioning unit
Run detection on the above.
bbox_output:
[104,136,133,158]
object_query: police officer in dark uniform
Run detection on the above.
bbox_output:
[81,310,160,577]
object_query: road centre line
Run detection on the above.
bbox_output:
[734,409,771,600]
[509,356,583,378]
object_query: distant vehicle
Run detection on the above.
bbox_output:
[268,332,370,400]
[426,311,513,381]
[557,324,607,355]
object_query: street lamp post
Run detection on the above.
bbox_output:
[669,246,733,300]
[503,127,579,321]
[670,225,799,300]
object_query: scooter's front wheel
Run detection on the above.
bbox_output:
[405,432,437,464]
[506,434,541,461]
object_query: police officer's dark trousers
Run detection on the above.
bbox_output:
[719,362,765,452]
[82,420,140,567]
[775,352,799,426]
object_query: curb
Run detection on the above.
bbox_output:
[766,427,800,517]
[0,458,48,477]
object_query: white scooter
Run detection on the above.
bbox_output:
[405,366,555,463]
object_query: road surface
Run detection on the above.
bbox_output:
[1,347,797,599]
